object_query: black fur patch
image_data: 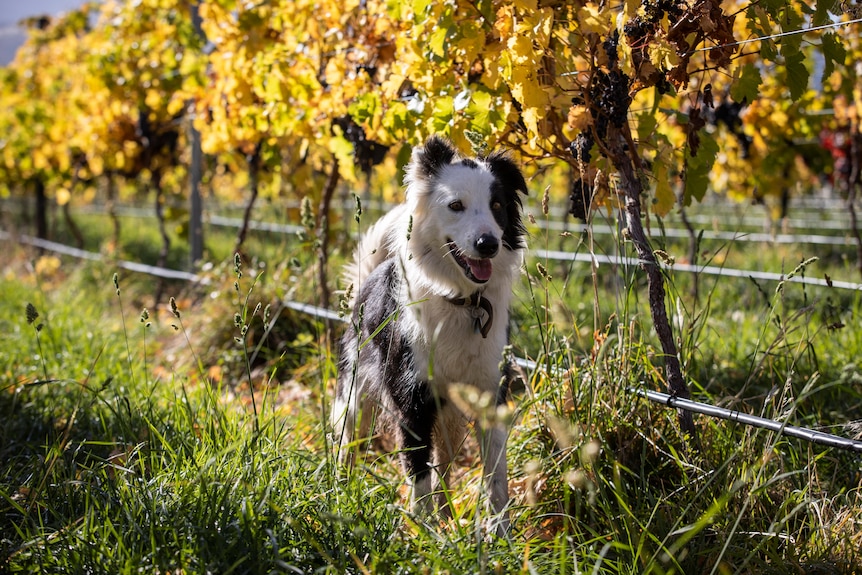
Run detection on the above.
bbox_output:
[485,151,528,252]
[347,259,439,480]
[415,136,456,178]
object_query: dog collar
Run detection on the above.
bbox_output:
[446,292,493,338]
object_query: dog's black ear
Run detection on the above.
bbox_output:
[486,151,528,195]
[413,136,457,178]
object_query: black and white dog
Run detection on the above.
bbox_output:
[332,136,527,534]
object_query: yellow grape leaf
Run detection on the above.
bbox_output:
[577,4,612,34]
[507,35,536,65]
[87,154,105,174]
[623,0,640,19]
[145,89,162,111]
[56,188,71,206]
[567,105,591,131]
[453,20,485,61]
[32,150,48,171]
[516,8,553,48]
[82,186,97,203]
[429,25,450,58]
[482,49,505,90]
[328,135,358,184]
[521,106,542,136]
[652,157,674,217]
[648,38,679,71]
[513,0,538,10]
[509,66,548,109]
[57,150,71,173]
[167,96,185,117]
[325,58,346,87]
[494,5,514,38]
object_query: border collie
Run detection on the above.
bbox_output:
[332,136,527,535]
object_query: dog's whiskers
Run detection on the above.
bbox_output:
[442,241,462,259]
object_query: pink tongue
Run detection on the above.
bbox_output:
[467,258,492,281]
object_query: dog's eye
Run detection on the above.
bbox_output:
[448,200,465,212]
[491,200,502,211]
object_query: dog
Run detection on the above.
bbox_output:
[331,136,528,535]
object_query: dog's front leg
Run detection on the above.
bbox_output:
[395,383,438,517]
[477,424,510,536]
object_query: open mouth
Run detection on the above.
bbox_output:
[446,240,492,283]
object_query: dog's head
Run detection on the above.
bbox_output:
[403,136,528,295]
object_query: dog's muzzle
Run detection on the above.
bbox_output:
[446,238,496,283]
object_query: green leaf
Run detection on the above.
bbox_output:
[784,52,809,101]
[651,155,674,217]
[757,0,785,17]
[730,63,762,104]
[431,96,454,134]
[683,131,718,205]
[348,92,381,125]
[467,90,500,137]
[429,25,450,59]
[412,0,432,23]
[382,101,410,133]
[812,0,834,26]
[821,32,846,82]
[778,7,804,57]
[636,111,657,143]
[396,143,412,180]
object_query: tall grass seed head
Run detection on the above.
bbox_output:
[353,193,363,223]
[113,272,120,295]
[234,253,243,279]
[542,185,550,216]
[25,302,39,324]
[338,284,354,317]
[300,196,314,229]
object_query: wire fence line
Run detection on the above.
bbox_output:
[633,389,862,454]
[534,219,856,246]
[4,228,861,454]
[536,248,862,291]
[0,231,202,282]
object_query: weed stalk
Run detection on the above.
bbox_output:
[25,302,48,381]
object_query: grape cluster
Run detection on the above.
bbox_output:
[569,178,593,222]
[332,116,390,175]
[623,18,652,45]
[602,30,619,69]
[589,69,632,140]
[708,101,751,159]
[569,132,595,221]
[623,0,684,61]
[569,131,594,165]
[643,0,684,24]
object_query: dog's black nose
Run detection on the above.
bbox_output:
[475,234,499,258]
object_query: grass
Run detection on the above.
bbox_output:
[2,195,862,573]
